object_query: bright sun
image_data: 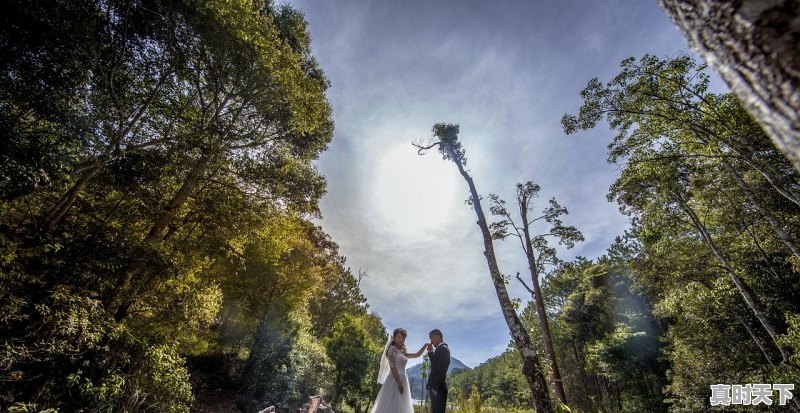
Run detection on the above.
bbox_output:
[372,143,459,237]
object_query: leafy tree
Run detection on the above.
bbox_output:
[489,181,584,405]
[450,350,532,409]
[0,1,372,411]
[564,54,799,359]
[238,309,298,412]
[324,314,383,412]
[564,54,800,410]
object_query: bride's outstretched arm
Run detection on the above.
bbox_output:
[405,343,431,359]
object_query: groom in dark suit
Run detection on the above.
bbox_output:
[426,329,450,413]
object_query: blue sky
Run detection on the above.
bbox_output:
[285,0,705,368]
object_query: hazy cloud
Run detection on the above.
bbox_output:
[287,0,695,367]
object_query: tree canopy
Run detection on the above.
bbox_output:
[0,1,385,412]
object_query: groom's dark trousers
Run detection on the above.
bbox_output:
[429,386,448,413]
[427,343,450,413]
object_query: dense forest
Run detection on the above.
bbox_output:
[1,1,387,412]
[448,55,800,412]
[2,1,800,413]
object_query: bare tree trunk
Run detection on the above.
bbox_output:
[690,128,800,208]
[519,210,568,405]
[740,220,783,281]
[720,142,800,208]
[739,318,776,366]
[720,158,800,260]
[109,151,216,320]
[42,158,108,232]
[612,380,622,412]
[41,73,171,232]
[678,196,791,361]
[144,152,214,243]
[571,341,592,411]
[592,374,606,411]
[659,0,800,172]
[444,144,553,413]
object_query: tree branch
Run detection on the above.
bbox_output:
[516,272,535,296]
[412,140,440,155]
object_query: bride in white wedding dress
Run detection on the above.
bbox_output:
[370,328,430,413]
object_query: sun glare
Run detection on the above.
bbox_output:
[372,143,459,237]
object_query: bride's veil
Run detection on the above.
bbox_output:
[376,334,392,384]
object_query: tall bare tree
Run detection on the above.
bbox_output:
[415,123,553,413]
[658,0,800,172]
[488,182,584,406]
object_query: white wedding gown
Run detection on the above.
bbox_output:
[370,346,414,413]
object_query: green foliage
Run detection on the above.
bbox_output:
[548,261,667,412]
[488,181,584,269]
[0,0,102,201]
[461,388,484,413]
[0,275,117,409]
[431,123,467,164]
[129,342,194,412]
[292,329,334,400]
[450,350,533,409]
[0,273,193,411]
[0,0,384,411]
[324,314,384,409]
[451,259,666,412]
[238,311,299,411]
[771,314,800,400]
[564,54,800,411]
[7,403,59,413]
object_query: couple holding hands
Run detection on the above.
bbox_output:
[371,328,450,413]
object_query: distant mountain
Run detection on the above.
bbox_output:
[406,357,470,400]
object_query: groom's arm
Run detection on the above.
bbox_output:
[436,345,450,384]
[426,351,439,390]
[426,352,439,390]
